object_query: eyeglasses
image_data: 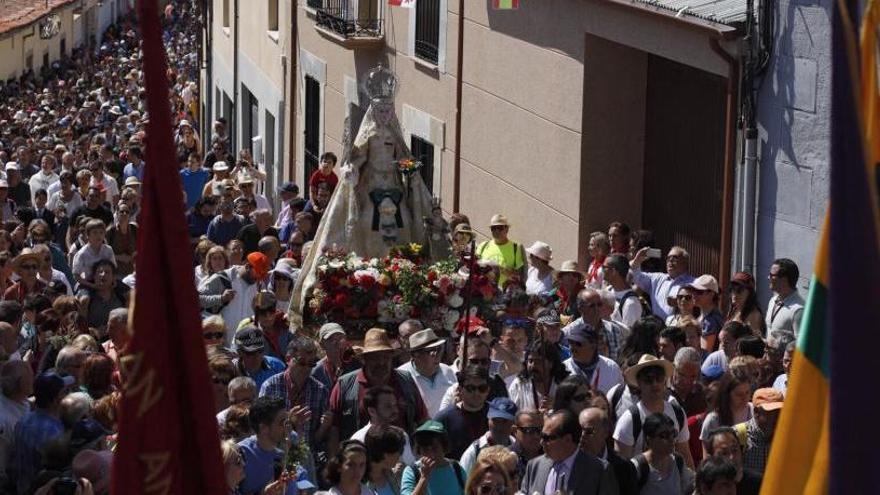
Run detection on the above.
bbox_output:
[517,426,541,436]
[667,254,682,261]
[203,332,224,340]
[462,383,489,394]
[579,302,602,309]
[413,348,441,357]
[478,484,507,495]
[677,294,694,301]
[580,426,596,436]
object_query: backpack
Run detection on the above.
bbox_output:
[634,452,684,489]
[627,402,686,450]
[411,459,466,490]
[617,290,650,320]
[609,383,629,421]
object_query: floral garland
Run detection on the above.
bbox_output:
[308,243,498,331]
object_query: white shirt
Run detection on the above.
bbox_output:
[525,266,554,296]
[90,174,119,200]
[217,267,260,343]
[29,171,59,201]
[397,360,457,417]
[563,355,624,394]
[47,190,83,217]
[351,422,416,466]
[507,376,557,413]
[606,383,638,419]
[72,243,116,282]
[459,432,515,472]
[38,268,73,295]
[613,400,690,455]
[765,291,805,337]
[612,288,643,329]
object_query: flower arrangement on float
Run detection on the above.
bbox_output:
[308,243,497,330]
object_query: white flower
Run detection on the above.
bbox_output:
[447,293,464,308]
[328,260,345,270]
[443,310,460,331]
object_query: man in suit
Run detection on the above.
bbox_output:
[580,406,638,495]
[521,409,618,495]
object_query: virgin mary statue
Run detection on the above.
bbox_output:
[291,66,435,318]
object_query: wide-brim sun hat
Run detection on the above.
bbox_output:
[624,354,675,387]
[525,241,552,262]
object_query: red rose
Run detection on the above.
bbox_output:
[334,293,349,307]
[427,271,438,282]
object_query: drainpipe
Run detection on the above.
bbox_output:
[452,0,464,212]
[203,0,213,143]
[233,0,239,152]
[742,127,758,274]
[288,0,298,183]
[710,38,738,290]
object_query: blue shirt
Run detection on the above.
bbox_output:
[234,356,286,391]
[11,410,63,494]
[237,435,297,495]
[401,461,466,495]
[123,161,145,181]
[631,270,695,320]
[207,214,247,247]
[180,168,210,209]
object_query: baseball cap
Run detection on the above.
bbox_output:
[234,326,265,353]
[752,388,784,411]
[318,323,346,342]
[566,322,599,344]
[34,372,74,405]
[5,162,18,172]
[414,420,446,436]
[701,364,725,382]
[730,271,756,290]
[212,162,229,172]
[487,398,518,421]
[536,309,561,326]
[278,181,299,194]
[688,274,720,294]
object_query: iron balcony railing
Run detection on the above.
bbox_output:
[315,0,382,38]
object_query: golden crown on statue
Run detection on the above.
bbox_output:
[361,65,399,103]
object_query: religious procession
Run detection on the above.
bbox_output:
[0,0,876,494]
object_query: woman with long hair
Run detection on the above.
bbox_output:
[198,245,229,286]
[699,373,753,457]
[551,375,592,417]
[725,272,765,336]
[106,201,137,277]
[619,316,663,363]
[507,340,567,413]
[220,439,245,495]
[666,286,701,327]
[320,440,371,495]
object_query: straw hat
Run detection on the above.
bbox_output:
[489,214,510,227]
[408,328,445,351]
[555,260,583,280]
[453,223,475,236]
[624,354,675,386]
[525,241,552,262]
[359,328,396,355]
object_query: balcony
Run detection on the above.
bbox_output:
[312,0,384,49]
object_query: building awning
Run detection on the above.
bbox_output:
[630,0,748,25]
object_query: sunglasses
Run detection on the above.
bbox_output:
[490,226,507,231]
[638,373,666,384]
[478,484,507,495]
[677,294,694,301]
[579,302,602,309]
[541,431,564,442]
[413,347,441,357]
[580,426,596,437]
[203,332,224,340]
[462,383,489,394]
[517,426,541,436]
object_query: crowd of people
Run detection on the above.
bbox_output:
[0,1,809,494]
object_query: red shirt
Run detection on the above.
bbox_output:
[329,369,428,433]
[309,169,339,195]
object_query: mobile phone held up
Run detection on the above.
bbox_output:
[646,248,662,259]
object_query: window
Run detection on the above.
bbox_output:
[414,0,440,64]
[268,0,279,31]
[60,38,66,57]
[42,52,49,70]
[307,0,323,8]
[411,136,435,193]
[223,0,230,27]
